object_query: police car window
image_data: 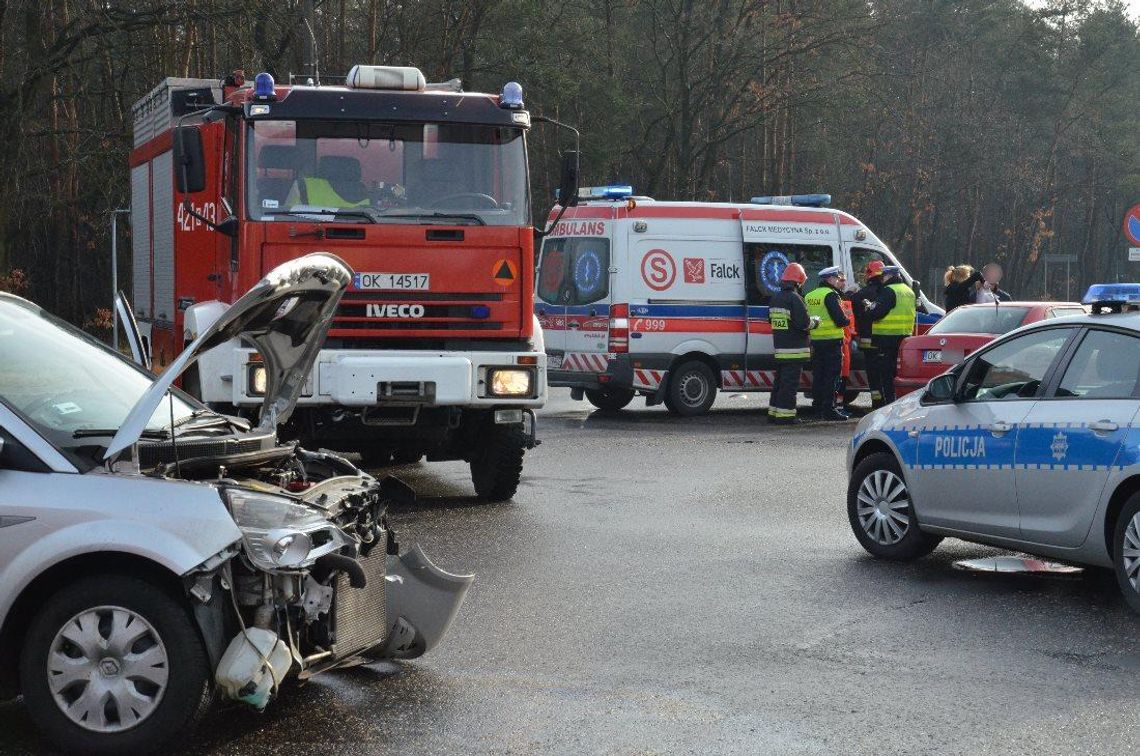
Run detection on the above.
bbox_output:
[745,243,833,304]
[538,238,610,305]
[961,328,1071,401]
[1056,330,1140,400]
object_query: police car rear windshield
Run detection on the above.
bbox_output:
[929,306,1030,335]
[246,120,529,226]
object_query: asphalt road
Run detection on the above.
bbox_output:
[3,388,1139,754]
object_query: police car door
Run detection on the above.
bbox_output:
[1015,327,1140,547]
[740,213,841,383]
[913,326,1076,537]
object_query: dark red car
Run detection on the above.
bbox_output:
[895,301,1086,397]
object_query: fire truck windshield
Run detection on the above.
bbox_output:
[247,120,530,226]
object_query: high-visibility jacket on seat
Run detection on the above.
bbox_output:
[873,283,917,336]
[303,177,371,208]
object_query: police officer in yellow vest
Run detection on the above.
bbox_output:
[866,265,916,404]
[805,266,851,421]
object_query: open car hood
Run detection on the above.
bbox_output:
[104,254,352,462]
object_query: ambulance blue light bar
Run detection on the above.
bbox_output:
[580,185,634,200]
[1083,283,1140,311]
[750,194,831,208]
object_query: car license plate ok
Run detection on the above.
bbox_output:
[922,350,943,363]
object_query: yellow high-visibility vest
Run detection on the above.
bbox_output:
[873,283,917,336]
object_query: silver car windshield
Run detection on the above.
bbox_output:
[0,297,198,460]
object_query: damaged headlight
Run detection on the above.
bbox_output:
[224,489,350,571]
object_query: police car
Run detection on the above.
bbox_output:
[847,284,1140,612]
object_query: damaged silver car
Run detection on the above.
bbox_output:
[0,254,472,754]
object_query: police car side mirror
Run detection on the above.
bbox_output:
[924,373,957,403]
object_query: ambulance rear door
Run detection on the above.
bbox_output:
[535,223,613,373]
[740,210,842,386]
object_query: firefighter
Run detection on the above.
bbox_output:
[805,266,851,421]
[768,262,816,425]
[866,265,917,405]
[836,273,857,413]
[852,260,885,408]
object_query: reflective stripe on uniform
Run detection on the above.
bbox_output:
[769,306,791,331]
[768,406,797,418]
[873,283,917,336]
[775,347,810,360]
[804,287,844,340]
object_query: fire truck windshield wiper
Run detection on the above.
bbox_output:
[263,209,379,223]
[377,212,486,226]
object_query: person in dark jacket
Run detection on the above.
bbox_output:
[768,262,815,425]
[852,261,885,408]
[805,266,851,421]
[943,265,982,311]
[866,266,917,404]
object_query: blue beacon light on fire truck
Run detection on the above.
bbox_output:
[750,194,831,208]
[1083,283,1140,313]
[500,82,524,109]
[253,72,277,102]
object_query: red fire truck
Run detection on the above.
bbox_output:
[129,66,551,500]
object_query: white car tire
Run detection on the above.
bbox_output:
[848,452,941,561]
[19,575,212,755]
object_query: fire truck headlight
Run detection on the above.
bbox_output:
[248,365,268,396]
[488,368,532,397]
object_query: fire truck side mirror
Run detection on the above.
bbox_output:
[559,151,580,208]
[173,126,206,194]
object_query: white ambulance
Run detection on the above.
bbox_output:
[535,189,943,415]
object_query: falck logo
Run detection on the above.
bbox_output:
[1051,431,1069,462]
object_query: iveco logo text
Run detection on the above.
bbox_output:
[366,304,425,318]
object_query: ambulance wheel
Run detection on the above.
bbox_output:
[1111,494,1140,614]
[664,361,716,417]
[585,388,635,412]
[19,575,213,755]
[847,452,941,561]
[471,424,526,502]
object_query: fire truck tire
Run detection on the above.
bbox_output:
[470,425,526,502]
[584,388,635,412]
[664,361,716,417]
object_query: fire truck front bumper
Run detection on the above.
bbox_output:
[235,348,547,408]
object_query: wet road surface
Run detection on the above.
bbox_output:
[3,389,1139,754]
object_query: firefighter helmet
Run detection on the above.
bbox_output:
[781,262,808,285]
[864,260,885,279]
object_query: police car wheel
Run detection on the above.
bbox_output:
[664,361,716,417]
[847,452,940,561]
[1111,495,1140,613]
[585,388,636,412]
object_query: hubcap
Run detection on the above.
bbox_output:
[678,371,709,406]
[1123,513,1140,593]
[46,606,169,733]
[856,469,911,545]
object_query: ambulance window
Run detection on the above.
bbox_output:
[744,243,834,304]
[538,237,610,305]
[850,247,885,284]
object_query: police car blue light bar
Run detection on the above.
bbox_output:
[750,194,831,208]
[1082,283,1140,311]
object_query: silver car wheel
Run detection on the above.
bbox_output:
[46,605,169,733]
[1124,512,1140,593]
[856,469,911,546]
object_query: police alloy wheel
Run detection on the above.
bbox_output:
[584,387,635,412]
[664,361,716,417]
[847,452,941,561]
[1111,494,1140,614]
[19,575,212,755]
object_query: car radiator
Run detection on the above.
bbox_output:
[331,545,388,658]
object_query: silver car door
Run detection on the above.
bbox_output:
[912,327,1075,537]
[1016,328,1140,547]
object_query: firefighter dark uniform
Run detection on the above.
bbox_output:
[868,267,917,405]
[852,262,885,407]
[804,267,851,421]
[768,264,812,425]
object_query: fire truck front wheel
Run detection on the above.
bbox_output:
[584,387,636,412]
[665,360,717,417]
[470,424,526,502]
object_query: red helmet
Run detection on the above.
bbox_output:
[864,260,885,279]
[781,262,808,285]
